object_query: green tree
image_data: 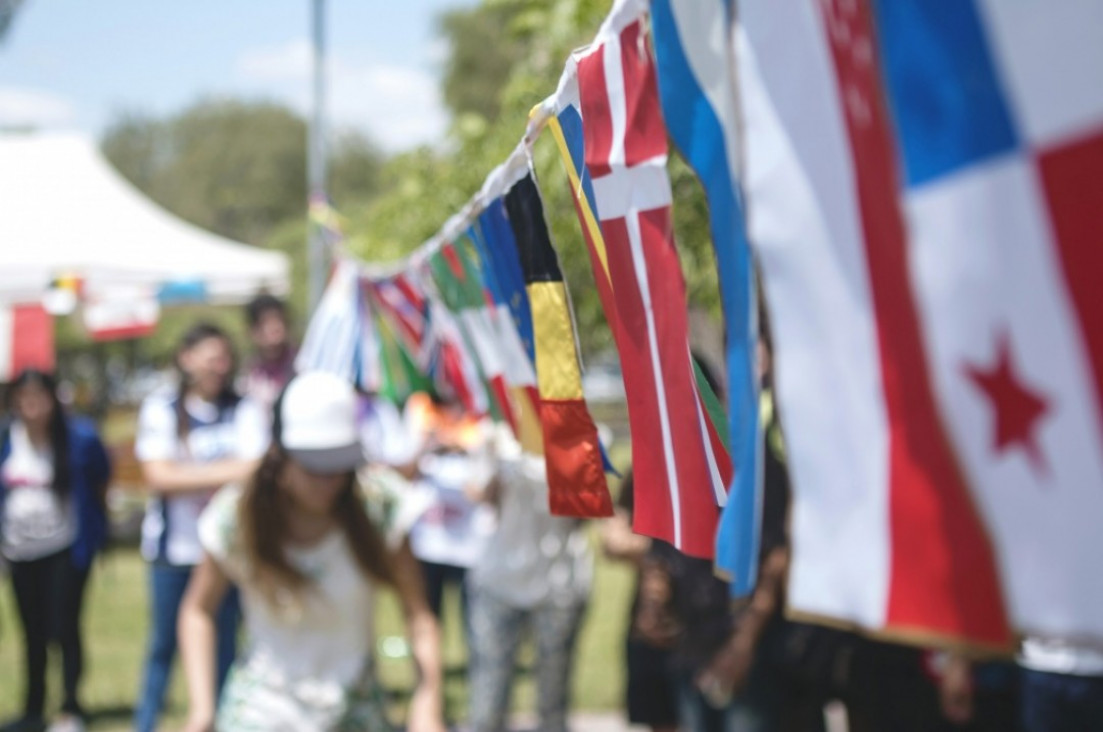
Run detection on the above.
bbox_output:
[101,99,383,247]
[438,4,527,123]
[97,99,386,360]
[352,0,719,357]
[328,131,385,213]
[102,100,308,246]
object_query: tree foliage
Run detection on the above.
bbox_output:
[96,99,382,362]
[351,0,720,357]
[102,99,382,247]
[90,1,721,364]
[102,100,307,246]
[438,4,526,122]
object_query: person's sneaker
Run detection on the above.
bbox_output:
[44,717,84,732]
[0,717,46,732]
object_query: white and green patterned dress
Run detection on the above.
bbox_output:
[198,469,428,731]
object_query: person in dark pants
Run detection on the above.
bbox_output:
[1020,667,1103,731]
[1019,637,1103,732]
[603,470,679,732]
[0,369,112,732]
[419,560,470,620]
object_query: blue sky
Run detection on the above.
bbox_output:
[0,0,476,151]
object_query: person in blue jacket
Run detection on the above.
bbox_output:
[0,369,111,732]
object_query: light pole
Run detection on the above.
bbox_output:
[307,0,328,312]
[0,0,26,44]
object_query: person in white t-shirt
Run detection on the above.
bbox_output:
[178,371,445,732]
[358,392,417,471]
[402,391,495,629]
[0,370,111,732]
[466,424,592,732]
[132,323,269,732]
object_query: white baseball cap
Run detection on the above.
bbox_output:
[278,371,364,474]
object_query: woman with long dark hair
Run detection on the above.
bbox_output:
[133,323,268,732]
[178,371,444,731]
[0,369,111,732]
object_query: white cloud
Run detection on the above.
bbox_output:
[237,39,312,82]
[424,37,450,67]
[234,39,448,152]
[0,86,76,127]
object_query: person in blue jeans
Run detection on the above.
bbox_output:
[1020,637,1103,732]
[132,323,268,732]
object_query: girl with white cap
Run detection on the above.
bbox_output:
[177,371,445,731]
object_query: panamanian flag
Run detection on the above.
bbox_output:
[740,0,1103,648]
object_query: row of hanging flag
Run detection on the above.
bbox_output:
[299,0,1103,654]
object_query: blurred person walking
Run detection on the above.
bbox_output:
[602,470,679,732]
[178,371,445,732]
[403,390,495,627]
[0,370,111,732]
[466,425,592,732]
[358,389,418,475]
[133,323,268,732]
[691,333,954,732]
[241,294,297,416]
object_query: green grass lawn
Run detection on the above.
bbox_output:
[0,533,634,730]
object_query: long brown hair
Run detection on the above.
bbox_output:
[238,445,395,606]
[7,370,71,497]
[174,322,240,444]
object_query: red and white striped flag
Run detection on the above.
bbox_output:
[573,0,731,558]
[369,272,431,369]
[740,0,1103,647]
[432,242,519,433]
[416,263,489,416]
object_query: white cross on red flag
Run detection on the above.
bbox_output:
[573,0,732,559]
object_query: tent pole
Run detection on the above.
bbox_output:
[307,0,328,312]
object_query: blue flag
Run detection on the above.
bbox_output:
[651,0,761,595]
[476,197,536,364]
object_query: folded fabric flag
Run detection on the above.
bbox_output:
[367,271,432,371]
[549,0,731,558]
[504,173,613,518]
[729,0,1103,648]
[649,0,761,593]
[417,264,489,416]
[296,259,380,391]
[428,242,518,432]
[467,212,545,455]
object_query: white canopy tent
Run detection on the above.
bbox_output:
[0,133,290,306]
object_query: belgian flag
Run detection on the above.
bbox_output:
[504,173,613,518]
